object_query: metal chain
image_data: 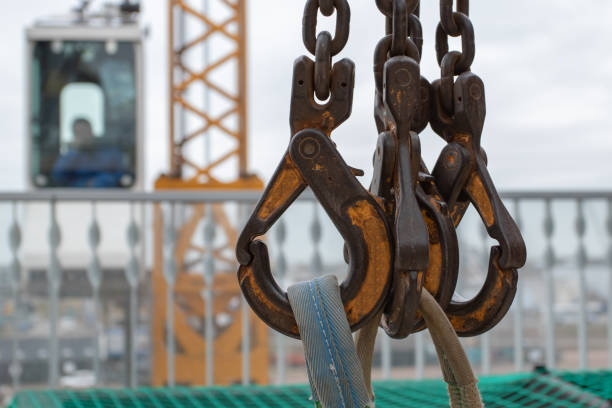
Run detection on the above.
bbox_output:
[303,0,351,101]
[373,0,423,94]
[435,0,475,113]
[440,0,469,36]
[239,0,526,363]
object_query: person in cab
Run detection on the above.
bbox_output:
[51,117,128,187]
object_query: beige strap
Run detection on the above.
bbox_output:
[420,289,483,408]
[354,311,382,400]
[355,289,483,408]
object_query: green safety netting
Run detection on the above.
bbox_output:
[9,371,612,408]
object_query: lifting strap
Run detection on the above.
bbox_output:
[289,276,483,408]
[288,276,373,408]
[419,289,483,408]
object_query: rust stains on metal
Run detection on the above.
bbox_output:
[344,199,393,322]
[257,155,305,220]
[466,174,494,227]
[238,264,299,336]
[237,0,527,345]
[424,243,443,295]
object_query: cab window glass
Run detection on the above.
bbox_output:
[30,40,137,188]
[59,82,105,152]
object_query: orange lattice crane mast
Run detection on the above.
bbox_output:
[152,0,268,386]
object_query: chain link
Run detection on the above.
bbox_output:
[439,51,462,114]
[302,0,351,101]
[374,0,423,93]
[374,35,420,92]
[385,14,422,56]
[435,12,474,73]
[440,0,469,36]
[435,0,475,114]
[319,0,335,16]
[376,0,418,17]
[408,14,423,57]
[314,32,333,101]
[390,0,408,57]
[302,0,350,56]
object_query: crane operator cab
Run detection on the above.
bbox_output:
[27,1,144,189]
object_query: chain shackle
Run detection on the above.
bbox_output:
[440,0,469,36]
[435,12,475,73]
[303,0,350,56]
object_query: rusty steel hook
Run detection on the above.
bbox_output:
[366,56,434,339]
[238,130,393,339]
[236,57,394,339]
[429,72,527,336]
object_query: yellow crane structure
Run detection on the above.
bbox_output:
[152,0,268,386]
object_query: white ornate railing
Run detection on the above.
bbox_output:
[0,189,610,401]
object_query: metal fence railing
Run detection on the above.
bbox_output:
[0,190,610,400]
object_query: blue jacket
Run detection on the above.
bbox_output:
[51,148,130,187]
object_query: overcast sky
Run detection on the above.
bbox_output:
[0,0,611,191]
